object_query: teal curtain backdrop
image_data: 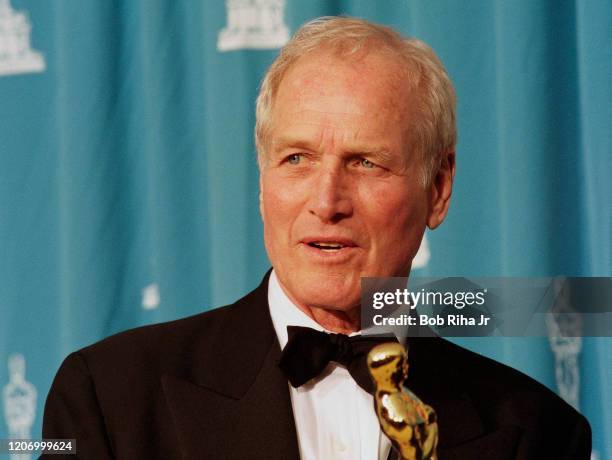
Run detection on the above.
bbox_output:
[1,1,610,458]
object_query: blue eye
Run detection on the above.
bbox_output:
[360,158,375,169]
[287,154,301,165]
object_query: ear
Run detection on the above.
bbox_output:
[426,149,455,229]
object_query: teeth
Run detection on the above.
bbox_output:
[312,242,344,249]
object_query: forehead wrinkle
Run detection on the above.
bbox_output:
[288,108,367,118]
[269,120,336,155]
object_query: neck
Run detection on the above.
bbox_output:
[297,304,360,334]
[274,273,361,333]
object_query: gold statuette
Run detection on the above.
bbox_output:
[367,343,438,460]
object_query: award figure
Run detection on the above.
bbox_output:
[368,343,438,460]
[2,354,37,460]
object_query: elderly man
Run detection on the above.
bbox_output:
[43,17,590,460]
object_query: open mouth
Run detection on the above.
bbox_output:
[307,242,347,252]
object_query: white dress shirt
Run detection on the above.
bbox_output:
[268,270,392,460]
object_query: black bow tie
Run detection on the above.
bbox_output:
[278,326,397,394]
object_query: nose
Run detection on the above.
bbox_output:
[307,164,353,223]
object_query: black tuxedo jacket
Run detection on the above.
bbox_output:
[43,273,591,459]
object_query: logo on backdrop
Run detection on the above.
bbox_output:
[217,0,289,52]
[412,234,430,269]
[0,0,45,77]
[2,354,36,459]
[546,278,582,411]
[142,283,160,310]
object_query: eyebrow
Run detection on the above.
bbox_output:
[356,148,395,164]
[270,137,315,154]
[271,136,395,162]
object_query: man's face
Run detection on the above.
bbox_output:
[260,50,444,313]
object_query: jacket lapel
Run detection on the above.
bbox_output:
[162,273,300,459]
[438,425,521,460]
